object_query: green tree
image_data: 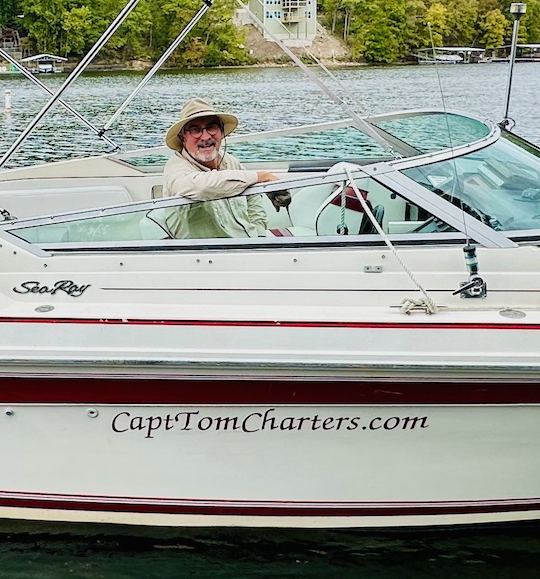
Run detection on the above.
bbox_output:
[480,8,508,49]
[425,2,448,46]
[522,0,540,42]
[62,5,93,54]
[401,0,429,55]
[20,0,67,53]
[0,0,21,27]
[445,0,479,45]
[318,0,345,34]
[119,0,154,59]
[153,0,247,66]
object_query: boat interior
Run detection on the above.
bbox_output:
[1,110,539,251]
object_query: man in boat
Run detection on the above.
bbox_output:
[163,98,289,238]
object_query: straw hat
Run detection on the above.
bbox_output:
[165,98,238,151]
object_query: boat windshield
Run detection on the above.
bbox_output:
[113,126,392,174]
[113,112,491,173]
[227,126,390,163]
[402,132,540,232]
[374,112,491,153]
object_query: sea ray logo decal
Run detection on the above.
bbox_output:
[13,280,91,298]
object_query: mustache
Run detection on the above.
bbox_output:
[197,138,216,147]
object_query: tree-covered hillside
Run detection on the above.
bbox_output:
[1,0,249,66]
[320,0,540,63]
[1,0,539,65]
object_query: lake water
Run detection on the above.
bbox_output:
[0,63,539,576]
[0,521,539,578]
[0,62,539,168]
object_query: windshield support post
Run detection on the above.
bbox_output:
[0,0,141,169]
[0,48,120,151]
[101,0,214,133]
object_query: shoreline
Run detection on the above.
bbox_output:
[80,60,374,72]
[0,61,415,77]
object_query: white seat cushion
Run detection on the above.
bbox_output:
[0,185,133,219]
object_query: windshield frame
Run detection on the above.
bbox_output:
[0,162,516,254]
[395,129,540,238]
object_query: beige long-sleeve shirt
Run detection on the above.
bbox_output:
[163,150,267,239]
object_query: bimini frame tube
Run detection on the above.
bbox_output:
[0,48,120,151]
[0,0,140,168]
[235,0,397,155]
[102,0,214,132]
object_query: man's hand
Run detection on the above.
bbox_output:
[256,172,291,211]
[266,190,292,212]
[256,171,279,183]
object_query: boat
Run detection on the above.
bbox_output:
[491,44,540,62]
[0,1,539,531]
[415,46,486,64]
[20,54,67,74]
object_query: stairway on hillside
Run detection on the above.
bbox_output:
[242,23,351,64]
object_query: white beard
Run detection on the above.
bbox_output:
[191,139,220,164]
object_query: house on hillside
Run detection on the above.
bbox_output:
[236,0,317,47]
[0,27,22,58]
[0,27,23,73]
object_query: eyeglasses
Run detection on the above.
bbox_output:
[184,122,222,138]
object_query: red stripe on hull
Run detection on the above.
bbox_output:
[0,494,538,517]
[0,377,539,404]
[1,317,540,330]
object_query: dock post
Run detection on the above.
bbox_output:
[3,89,12,113]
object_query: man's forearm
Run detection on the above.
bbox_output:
[166,169,259,200]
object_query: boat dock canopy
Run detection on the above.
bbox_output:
[417,47,485,52]
[415,47,486,64]
[498,44,540,49]
[21,54,68,63]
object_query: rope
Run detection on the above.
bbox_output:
[339,184,346,235]
[399,298,438,315]
[344,167,439,315]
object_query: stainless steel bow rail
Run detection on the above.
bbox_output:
[0,48,120,151]
[100,0,214,134]
[0,0,214,168]
[1,0,405,168]
[0,0,141,168]
[235,0,399,157]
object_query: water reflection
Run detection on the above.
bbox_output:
[0,64,538,168]
[0,523,539,578]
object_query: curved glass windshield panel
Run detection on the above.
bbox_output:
[375,113,491,153]
[10,210,171,244]
[402,134,540,231]
[227,127,389,163]
[8,177,455,244]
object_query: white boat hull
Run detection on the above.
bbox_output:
[1,289,540,528]
[0,383,538,528]
[0,108,539,529]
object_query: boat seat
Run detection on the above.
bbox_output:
[286,183,336,234]
[0,185,133,219]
